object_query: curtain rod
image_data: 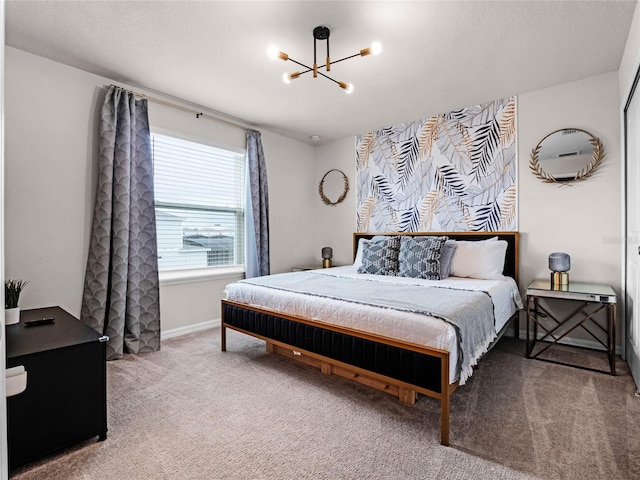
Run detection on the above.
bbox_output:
[107,84,255,132]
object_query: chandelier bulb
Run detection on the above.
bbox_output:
[267,46,279,59]
[360,42,382,57]
[283,72,300,84]
[267,45,289,61]
[338,81,354,94]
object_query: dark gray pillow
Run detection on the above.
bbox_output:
[439,240,457,279]
[357,236,401,276]
[398,235,448,280]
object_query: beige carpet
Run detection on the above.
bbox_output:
[10,328,640,479]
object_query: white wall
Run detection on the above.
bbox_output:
[4,46,315,333]
[5,47,101,316]
[262,130,317,272]
[313,71,623,346]
[518,72,621,293]
[312,137,358,266]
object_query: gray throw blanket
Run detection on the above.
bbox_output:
[237,271,497,384]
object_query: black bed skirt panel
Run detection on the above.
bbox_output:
[223,303,443,393]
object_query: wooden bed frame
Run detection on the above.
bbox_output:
[221,231,519,446]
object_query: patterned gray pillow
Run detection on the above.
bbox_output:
[357,236,401,276]
[439,240,457,279]
[398,235,448,280]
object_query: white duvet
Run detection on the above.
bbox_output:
[225,265,523,384]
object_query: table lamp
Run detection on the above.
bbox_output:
[322,247,333,268]
[549,252,570,289]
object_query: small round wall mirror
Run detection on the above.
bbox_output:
[319,169,349,205]
[530,128,604,184]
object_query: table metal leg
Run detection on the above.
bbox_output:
[526,296,530,357]
[609,303,616,375]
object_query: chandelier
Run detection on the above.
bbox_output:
[267,26,382,94]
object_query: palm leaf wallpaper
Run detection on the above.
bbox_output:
[356,97,517,232]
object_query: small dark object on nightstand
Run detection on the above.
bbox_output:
[24,317,55,327]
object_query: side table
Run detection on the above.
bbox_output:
[526,279,616,375]
[6,306,109,469]
[291,265,339,272]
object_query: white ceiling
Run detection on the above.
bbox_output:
[5,1,637,144]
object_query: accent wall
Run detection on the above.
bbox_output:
[356,97,517,232]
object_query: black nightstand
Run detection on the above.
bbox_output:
[6,306,108,469]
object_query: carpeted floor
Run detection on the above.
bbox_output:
[10,327,640,479]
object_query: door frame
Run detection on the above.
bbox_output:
[0,1,8,477]
[624,64,640,391]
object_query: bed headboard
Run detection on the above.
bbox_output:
[353,231,519,282]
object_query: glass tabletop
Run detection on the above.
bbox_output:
[527,279,616,303]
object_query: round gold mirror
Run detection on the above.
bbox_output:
[530,128,604,184]
[319,169,349,205]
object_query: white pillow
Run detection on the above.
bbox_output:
[353,238,369,269]
[449,238,507,280]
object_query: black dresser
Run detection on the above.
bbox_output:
[6,306,108,469]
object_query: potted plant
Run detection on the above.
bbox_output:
[5,279,28,325]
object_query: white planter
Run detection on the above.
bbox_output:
[5,307,20,325]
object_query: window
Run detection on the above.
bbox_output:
[151,132,245,272]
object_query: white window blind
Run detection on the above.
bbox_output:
[151,132,245,272]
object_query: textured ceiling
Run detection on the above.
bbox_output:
[5,0,637,144]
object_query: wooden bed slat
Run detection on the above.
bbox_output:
[266,340,417,405]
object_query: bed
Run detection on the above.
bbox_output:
[221,232,521,445]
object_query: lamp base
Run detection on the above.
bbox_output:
[322,258,332,268]
[550,271,569,290]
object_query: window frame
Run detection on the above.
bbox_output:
[150,128,247,283]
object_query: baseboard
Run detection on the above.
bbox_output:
[162,318,221,340]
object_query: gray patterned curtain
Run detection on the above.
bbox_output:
[245,130,270,277]
[81,86,161,360]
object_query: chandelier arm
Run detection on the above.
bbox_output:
[328,52,362,66]
[288,57,314,71]
[287,50,367,73]
[315,71,341,85]
[288,58,335,79]
[295,65,327,77]
[309,64,328,72]
[293,67,341,84]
